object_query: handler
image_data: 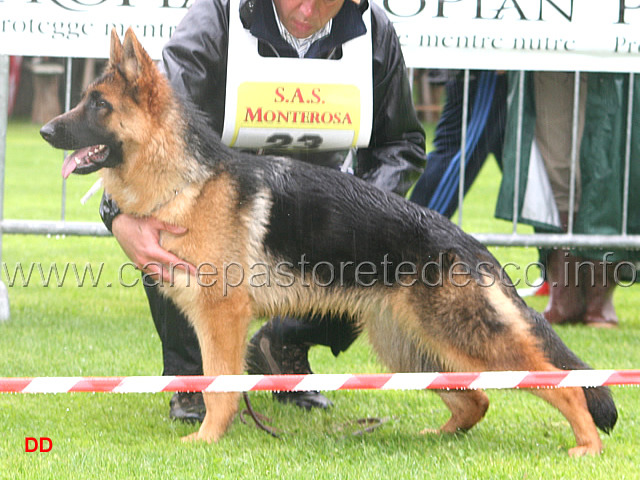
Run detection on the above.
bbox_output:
[100,0,426,422]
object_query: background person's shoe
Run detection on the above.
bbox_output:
[582,261,619,328]
[169,392,206,423]
[543,249,586,324]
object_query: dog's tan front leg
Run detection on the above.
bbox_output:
[181,291,252,443]
[181,391,240,444]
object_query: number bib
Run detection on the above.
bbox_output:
[221,0,373,151]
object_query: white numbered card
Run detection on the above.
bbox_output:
[222,0,373,151]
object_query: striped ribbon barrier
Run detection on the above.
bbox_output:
[1,370,640,394]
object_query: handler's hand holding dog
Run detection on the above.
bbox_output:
[112,214,196,283]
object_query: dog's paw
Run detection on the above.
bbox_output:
[180,432,214,444]
[181,432,200,443]
[568,444,602,457]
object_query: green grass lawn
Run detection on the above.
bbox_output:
[0,120,638,478]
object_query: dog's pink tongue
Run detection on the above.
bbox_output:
[61,150,84,179]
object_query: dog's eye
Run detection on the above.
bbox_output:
[90,94,109,110]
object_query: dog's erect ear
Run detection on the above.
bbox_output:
[121,27,155,83]
[109,28,124,67]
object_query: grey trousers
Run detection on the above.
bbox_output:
[533,71,588,215]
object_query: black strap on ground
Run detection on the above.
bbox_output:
[241,392,393,439]
[335,416,393,436]
[240,392,281,439]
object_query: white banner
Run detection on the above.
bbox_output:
[0,0,192,60]
[1,0,640,71]
[391,0,640,72]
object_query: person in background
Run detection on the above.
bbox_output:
[496,71,640,328]
[410,70,507,218]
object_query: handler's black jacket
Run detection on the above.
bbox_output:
[100,0,426,229]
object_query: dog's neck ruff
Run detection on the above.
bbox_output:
[149,180,194,215]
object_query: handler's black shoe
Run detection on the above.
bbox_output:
[246,323,333,410]
[272,390,333,410]
[169,392,206,423]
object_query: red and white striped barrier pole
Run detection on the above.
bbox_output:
[1,370,639,394]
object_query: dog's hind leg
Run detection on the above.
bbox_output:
[181,290,253,443]
[424,390,490,435]
[366,299,490,436]
[480,284,608,455]
[370,284,607,454]
[529,387,602,456]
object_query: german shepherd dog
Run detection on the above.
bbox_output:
[40,29,617,455]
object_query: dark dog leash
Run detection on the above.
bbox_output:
[240,392,392,438]
[240,392,281,438]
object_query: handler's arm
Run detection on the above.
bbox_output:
[354,5,426,197]
[159,0,230,134]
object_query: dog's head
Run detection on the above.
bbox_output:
[40,28,169,178]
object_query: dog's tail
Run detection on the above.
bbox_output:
[530,309,618,434]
